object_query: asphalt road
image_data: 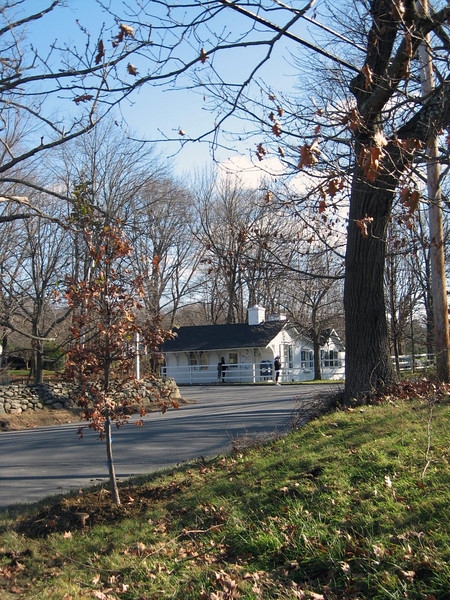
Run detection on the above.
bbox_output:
[0,383,341,508]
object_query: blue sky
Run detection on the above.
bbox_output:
[25,0,330,178]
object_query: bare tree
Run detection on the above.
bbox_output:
[385,226,423,372]
[0,1,205,215]
[193,172,287,323]
[128,177,202,328]
[281,252,344,380]
[0,197,71,382]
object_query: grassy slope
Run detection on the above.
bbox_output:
[0,395,448,600]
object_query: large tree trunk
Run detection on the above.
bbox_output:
[343,165,396,398]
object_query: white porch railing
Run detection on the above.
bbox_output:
[161,359,345,385]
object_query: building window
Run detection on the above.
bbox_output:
[287,345,293,369]
[228,352,238,367]
[321,350,339,367]
[189,352,198,370]
[301,350,313,369]
[200,351,208,370]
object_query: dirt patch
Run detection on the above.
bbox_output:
[15,480,189,538]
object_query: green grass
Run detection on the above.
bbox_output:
[0,394,448,599]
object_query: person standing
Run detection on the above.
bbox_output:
[274,355,281,385]
[218,357,227,383]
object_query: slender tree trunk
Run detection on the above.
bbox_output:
[35,341,44,384]
[424,288,434,355]
[387,253,400,374]
[427,144,450,380]
[0,333,7,369]
[343,164,396,398]
[104,356,120,505]
[105,416,121,506]
[312,332,322,381]
[31,339,44,384]
[410,299,416,373]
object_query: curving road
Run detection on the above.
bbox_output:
[0,383,341,508]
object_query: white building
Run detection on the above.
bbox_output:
[162,306,345,385]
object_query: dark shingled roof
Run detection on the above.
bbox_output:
[164,321,287,353]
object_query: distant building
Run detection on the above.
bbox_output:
[162,306,345,384]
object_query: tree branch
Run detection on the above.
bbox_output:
[218,0,360,73]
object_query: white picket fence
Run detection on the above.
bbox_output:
[393,353,435,371]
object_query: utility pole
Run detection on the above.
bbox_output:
[135,332,141,380]
[418,0,450,382]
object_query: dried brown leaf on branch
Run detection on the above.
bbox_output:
[298,138,320,169]
[400,187,420,213]
[74,94,94,104]
[256,143,267,161]
[356,216,374,238]
[272,120,282,137]
[326,178,344,197]
[113,23,135,47]
[358,144,385,182]
[341,108,363,132]
[95,40,105,64]
[362,64,374,88]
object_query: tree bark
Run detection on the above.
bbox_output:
[104,356,120,505]
[32,339,44,384]
[35,346,44,384]
[312,331,322,381]
[0,333,7,369]
[105,416,121,506]
[343,163,396,398]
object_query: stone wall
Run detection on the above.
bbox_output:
[0,379,180,415]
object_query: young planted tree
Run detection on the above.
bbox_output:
[65,186,175,505]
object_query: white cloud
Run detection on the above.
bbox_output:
[217,154,285,188]
[218,154,315,195]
